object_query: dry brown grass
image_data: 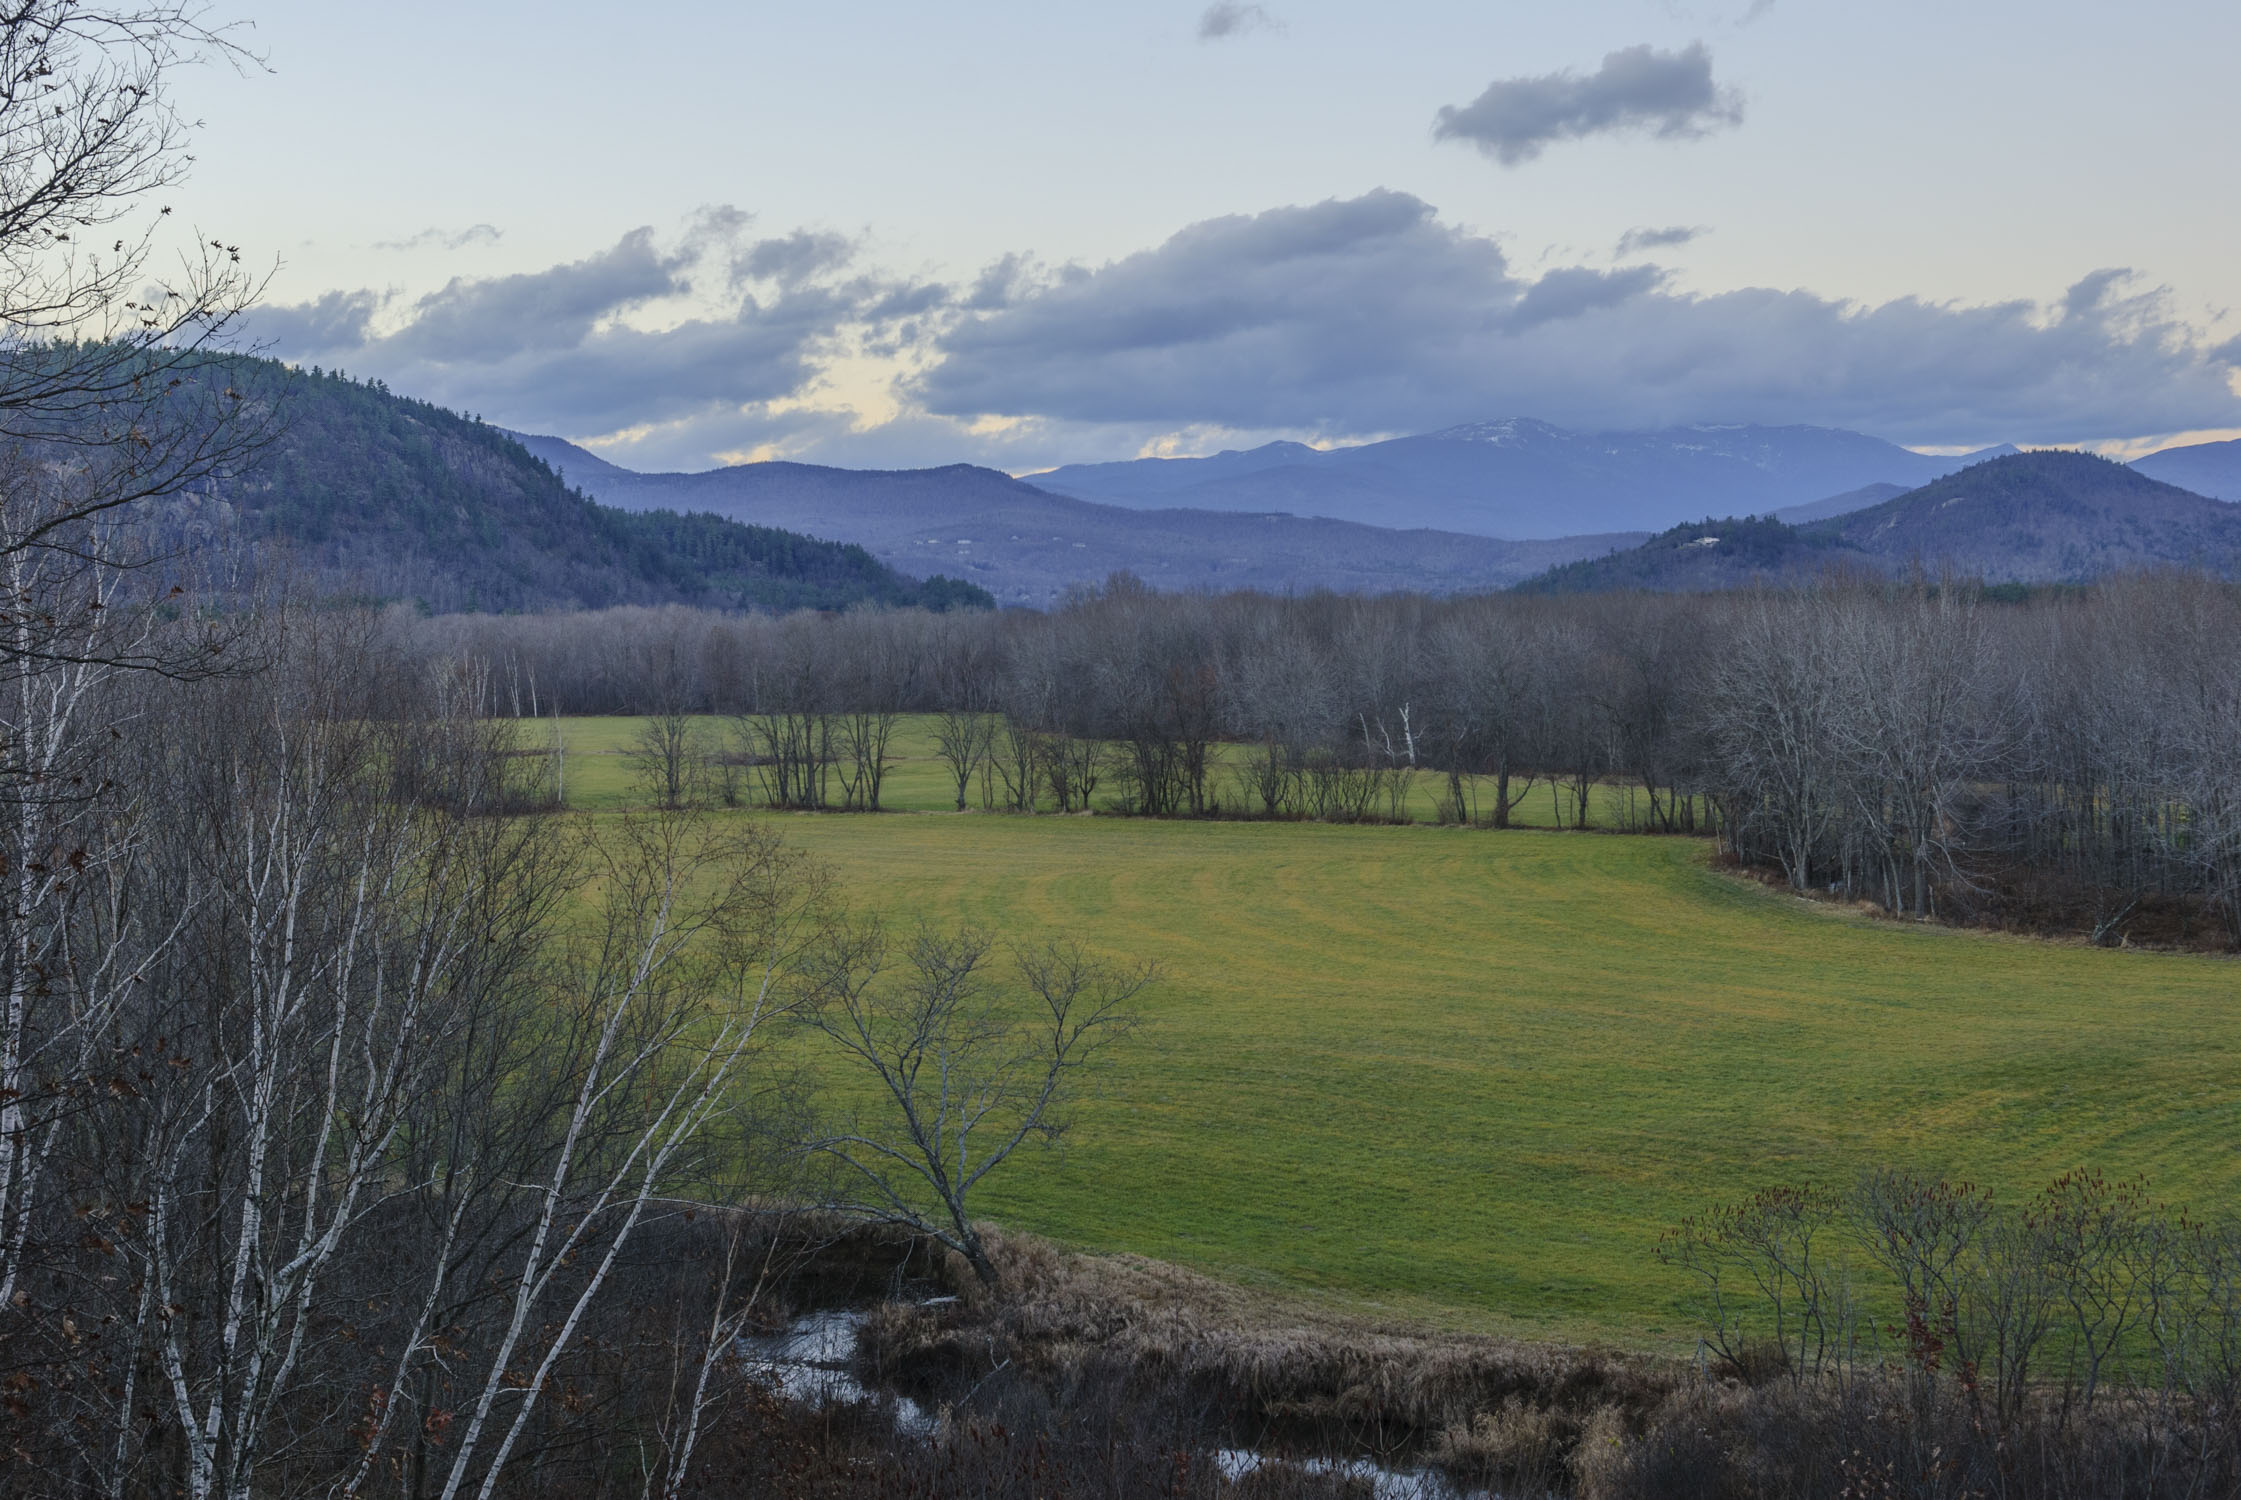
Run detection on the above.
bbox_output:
[828,1226,2241,1498]
[856,1228,1679,1462]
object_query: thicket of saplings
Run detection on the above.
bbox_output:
[397,568,2241,949]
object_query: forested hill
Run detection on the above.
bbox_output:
[1823,449,2241,579]
[1515,450,2241,593]
[145,361,991,613]
[1514,515,1847,594]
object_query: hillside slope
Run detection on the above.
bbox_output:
[1516,516,1850,594]
[511,433,1643,604]
[1032,420,2016,537]
[152,365,989,612]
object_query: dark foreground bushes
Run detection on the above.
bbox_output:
[824,1220,2241,1499]
[1594,1378,2241,1500]
[856,1231,1672,1466]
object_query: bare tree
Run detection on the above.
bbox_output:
[1825,578,2005,915]
[0,610,836,1499]
[0,0,268,1405]
[624,620,707,807]
[932,706,995,812]
[419,810,822,1500]
[796,926,1150,1285]
[926,610,1002,811]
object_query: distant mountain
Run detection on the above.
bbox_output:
[1514,451,2241,593]
[512,433,1644,604]
[1825,451,2241,580]
[151,363,991,613]
[1021,441,1324,504]
[1773,482,1909,525]
[2132,437,2241,500]
[1031,419,2018,538]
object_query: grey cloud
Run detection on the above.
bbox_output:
[2061,267,2135,320]
[680,205,753,249]
[737,229,855,288]
[866,281,949,320]
[1508,265,1666,330]
[386,228,690,364]
[253,218,931,438]
[965,253,1031,311]
[1198,2,1279,41]
[249,288,383,355]
[1434,43,1744,166]
[255,197,2241,472]
[915,192,2241,448]
[1616,224,1704,257]
[373,224,504,253]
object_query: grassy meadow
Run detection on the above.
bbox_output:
[552,715,2241,1346]
[550,714,1658,827]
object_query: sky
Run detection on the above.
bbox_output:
[172,0,2241,473]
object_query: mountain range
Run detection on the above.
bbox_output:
[1028,419,2022,537]
[516,421,2241,601]
[1518,451,2241,593]
[135,366,2241,610]
[509,433,1639,605]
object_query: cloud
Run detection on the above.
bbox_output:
[1198,2,1280,41]
[913,191,2241,448]
[249,213,938,438]
[1507,265,1668,330]
[373,224,504,253]
[735,229,855,288]
[251,288,384,354]
[1616,224,1704,257]
[383,228,691,365]
[1434,43,1744,166]
[250,195,2241,472]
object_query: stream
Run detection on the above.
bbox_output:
[735,1307,1486,1498]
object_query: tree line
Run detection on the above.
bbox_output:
[393,567,2241,948]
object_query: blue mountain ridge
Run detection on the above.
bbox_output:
[1029,419,2021,538]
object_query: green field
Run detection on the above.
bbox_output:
[549,714,1659,828]
[552,716,2241,1344]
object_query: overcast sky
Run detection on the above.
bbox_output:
[181,0,2241,472]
